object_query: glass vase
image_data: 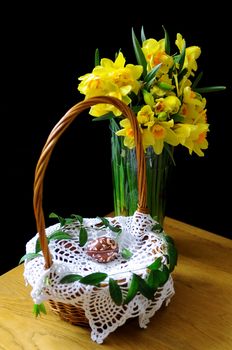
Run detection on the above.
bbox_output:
[110,118,173,226]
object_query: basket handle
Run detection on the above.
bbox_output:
[33,96,148,269]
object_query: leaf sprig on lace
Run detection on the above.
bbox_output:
[19,212,124,264]
[19,229,75,264]
[60,255,174,305]
[33,303,47,317]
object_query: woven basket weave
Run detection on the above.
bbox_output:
[26,96,175,343]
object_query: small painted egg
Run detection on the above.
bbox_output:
[86,236,118,263]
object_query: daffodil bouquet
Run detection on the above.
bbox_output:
[77,26,226,223]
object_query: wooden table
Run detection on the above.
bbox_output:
[0,217,232,350]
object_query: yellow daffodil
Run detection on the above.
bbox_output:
[95,52,143,94]
[181,123,209,156]
[137,105,155,127]
[179,87,207,124]
[154,96,181,115]
[89,91,131,117]
[183,87,206,107]
[175,33,201,77]
[173,123,192,144]
[142,38,173,75]
[143,119,179,154]
[78,52,143,116]
[115,118,135,149]
[180,102,207,125]
[77,27,225,160]
[78,73,115,97]
[157,74,175,92]
[74,25,227,232]
[75,26,225,226]
[151,74,175,97]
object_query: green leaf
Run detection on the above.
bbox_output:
[35,237,42,253]
[35,231,72,253]
[162,25,170,55]
[49,212,66,226]
[161,265,170,284]
[19,252,42,264]
[124,273,139,304]
[164,236,178,273]
[164,234,174,244]
[33,303,47,317]
[48,230,72,241]
[141,25,146,42]
[121,248,133,259]
[147,267,169,289]
[151,222,163,233]
[49,212,60,219]
[147,256,162,270]
[128,90,139,105]
[79,272,108,286]
[131,27,147,77]
[97,216,121,233]
[192,71,203,89]
[79,227,88,247]
[136,274,154,300]
[173,54,180,65]
[100,217,121,232]
[172,113,185,123]
[144,63,162,84]
[177,67,188,82]
[70,214,83,224]
[193,86,226,93]
[132,105,143,114]
[147,269,161,289]
[163,143,176,166]
[167,242,178,272]
[109,278,123,305]
[110,117,121,132]
[60,274,82,283]
[178,41,186,72]
[63,218,75,225]
[98,216,109,227]
[92,112,115,122]
[95,48,100,66]
[108,224,122,233]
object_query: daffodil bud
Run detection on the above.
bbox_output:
[142,89,154,107]
[157,112,167,121]
[164,96,181,114]
[157,82,174,91]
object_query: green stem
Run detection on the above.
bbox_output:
[111,123,173,224]
[126,149,137,215]
[110,119,127,215]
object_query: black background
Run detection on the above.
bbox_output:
[2,3,231,275]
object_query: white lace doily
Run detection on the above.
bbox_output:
[24,211,175,343]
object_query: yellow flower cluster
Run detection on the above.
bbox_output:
[77,28,224,156]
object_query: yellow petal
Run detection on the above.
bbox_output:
[164,128,179,146]
[115,52,126,68]
[153,139,164,155]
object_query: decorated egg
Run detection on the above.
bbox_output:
[86,236,119,263]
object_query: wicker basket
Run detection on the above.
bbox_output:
[24,96,176,344]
